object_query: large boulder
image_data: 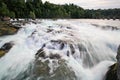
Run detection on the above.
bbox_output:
[105,46,120,80]
[0,42,14,58]
[1,17,10,21]
[105,63,118,80]
[117,46,120,80]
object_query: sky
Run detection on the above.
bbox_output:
[42,0,120,9]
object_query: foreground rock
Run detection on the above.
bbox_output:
[117,46,120,80]
[105,63,118,80]
[0,42,14,58]
[0,21,20,36]
[105,46,120,80]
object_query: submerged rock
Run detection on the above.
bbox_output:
[47,29,53,33]
[35,48,61,60]
[30,59,76,80]
[69,44,75,54]
[0,42,14,58]
[92,24,120,31]
[35,48,46,59]
[50,40,65,50]
[49,53,61,59]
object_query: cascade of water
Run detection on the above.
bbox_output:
[0,19,120,80]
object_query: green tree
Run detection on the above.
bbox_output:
[9,11,15,19]
[0,0,120,19]
[0,2,9,16]
[29,11,36,19]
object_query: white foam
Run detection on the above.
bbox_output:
[0,19,120,80]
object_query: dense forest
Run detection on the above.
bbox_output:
[0,0,120,19]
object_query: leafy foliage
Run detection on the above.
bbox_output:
[29,11,36,19]
[0,2,9,16]
[0,0,120,19]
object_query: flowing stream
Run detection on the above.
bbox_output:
[0,19,120,80]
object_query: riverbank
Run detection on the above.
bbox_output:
[0,21,20,57]
[0,21,20,36]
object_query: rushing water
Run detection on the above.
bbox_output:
[0,19,120,80]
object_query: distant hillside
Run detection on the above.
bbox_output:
[0,0,120,19]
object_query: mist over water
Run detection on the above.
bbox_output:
[0,19,120,80]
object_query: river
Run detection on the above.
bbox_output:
[0,19,120,80]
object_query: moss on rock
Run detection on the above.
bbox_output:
[0,21,19,36]
[0,50,6,57]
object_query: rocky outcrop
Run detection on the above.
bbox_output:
[105,46,120,80]
[35,40,66,59]
[105,63,118,80]
[0,22,20,36]
[0,42,14,58]
[1,17,10,21]
[117,46,120,80]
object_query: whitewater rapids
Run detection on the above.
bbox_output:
[0,19,120,80]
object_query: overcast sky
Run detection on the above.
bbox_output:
[42,0,120,9]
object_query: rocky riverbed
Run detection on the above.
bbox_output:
[0,19,120,80]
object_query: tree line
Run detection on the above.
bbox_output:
[0,0,120,19]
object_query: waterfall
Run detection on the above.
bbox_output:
[0,19,120,80]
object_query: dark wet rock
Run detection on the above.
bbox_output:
[105,45,120,80]
[36,48,61,59]
[0,42,13,51]
[35,40,64,60]
[69,44,75,54]
[92,24,100,27]
[56,31,62,33]
[35,49,46,59]
[42,43,46,48]
[48,26,52,28]
[50,40,65,50]
[67,51,70,57]
[0,22,20,36]
[92,24,120,31]
[78,44,87,52]
[117,46,120,80]
[31,21,37,24]
[30,59,77,80]
[66,27,71,29]
[0,42,14,57]
[31,30,37,35]
[60,42,65,50]
[49,53,61,59]
[105,63,118,80]
[47,29,53,33]
[112,27,118,30]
